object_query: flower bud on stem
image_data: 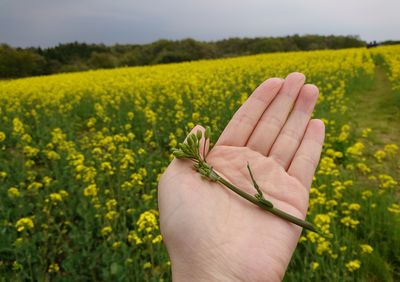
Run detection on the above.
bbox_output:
[172,127,320,234]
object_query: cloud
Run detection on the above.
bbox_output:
[0,0,399,47]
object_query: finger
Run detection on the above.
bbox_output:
[269,84,319,170]
[246,72,306,155]
[215,77,284,147]
[287,119,325,189]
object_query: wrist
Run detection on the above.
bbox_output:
[170,254,239,282]
[168,248,283,282]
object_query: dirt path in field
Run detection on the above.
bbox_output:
[349,66,400,146]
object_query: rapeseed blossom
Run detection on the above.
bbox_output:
[15,217,34,232]
[0,131,6,142]
[84,184,98,196]
[48,263,60,273]
[8,187,20,198]
[346,260,361,272]
[360,244,373,254]
[0,45,398,280]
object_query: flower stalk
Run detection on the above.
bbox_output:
[172,127,318,233]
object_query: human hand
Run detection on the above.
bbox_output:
[158,73,325,281]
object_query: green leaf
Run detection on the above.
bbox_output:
[110,262,121,275]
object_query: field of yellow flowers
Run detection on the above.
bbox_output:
[0,45,399,281]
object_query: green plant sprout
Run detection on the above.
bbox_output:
[172,127,319,234]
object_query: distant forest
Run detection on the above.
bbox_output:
[0,34,398,79]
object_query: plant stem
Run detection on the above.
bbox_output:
[210,168,318,233]
[247,162,263,198]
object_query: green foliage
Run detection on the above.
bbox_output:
[0,35,366,79]
[0,44,46,78]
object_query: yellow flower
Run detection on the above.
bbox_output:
[152,234,162,244]
[87,117,97,128]
[15,217,34,232]
[144,129,153,143]
[361,190,372,200]
[314,214,331,225]
[23,146,39,157]
[337,124,350,141]
[316,240,331,255]
[100,162,113,173]
[343,180,353,187]
[12,117,25,135]
[142,194,153,201]
[317,157,338,175]
[361,128,372,137]
[334,151,343,158]
[127,112,134,120]
[138,167,147,177]
[21,133,32,143]
[8,187,20,198]
[60,190,69,198]
[299,236,307,243]
[340,216,360,228]
[187,122,195,129]
[345,259,361,272]
[49,193,63,203]
[388,204,400,214]
[112,241,122,249]
[27,182,43,192]
[137,210,159,233]
[378,174,397,189]
[106,199,117,211]
[48,263,60,273]
[131,173,144,186]
[0,131,6,142]
[46,150,61,160]
[0,171,7,179]
[360,244,373,254]
[326,199,338,209]
[356,162,371,174]
[143,262,152,270]
[384,144,398,156]
[346,142,365,156]
[348,203,361,211]
[127,231,142,245]
[83,184,97,197]
[105,211,118,220]
[306,231,318,243]
[374,150,386,162]
[101,226,112,236]
[311,262,319,271]
[144,107,156,124]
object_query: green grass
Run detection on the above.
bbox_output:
[349,66,400,146]
[286,61,400,282]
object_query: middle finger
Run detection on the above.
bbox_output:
[246,72,305,155]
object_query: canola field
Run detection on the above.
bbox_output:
[0,45,399,281]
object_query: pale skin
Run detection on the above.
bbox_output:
[158,72,325,281]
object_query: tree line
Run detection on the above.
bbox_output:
[0,34,395,79]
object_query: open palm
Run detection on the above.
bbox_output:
[158,73,325,282]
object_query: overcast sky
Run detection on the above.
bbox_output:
[0,0,399,48]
